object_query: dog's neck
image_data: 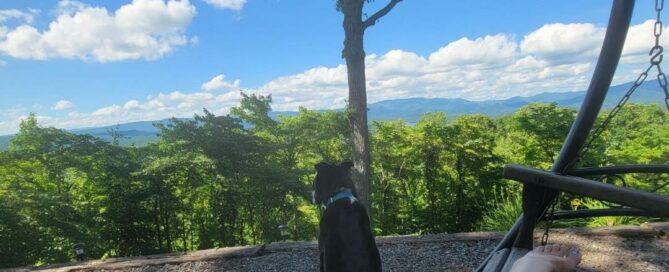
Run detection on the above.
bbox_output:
[325,187,356,208]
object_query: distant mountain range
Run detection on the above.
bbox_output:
[366,80,664,121]
[0,80,666,150]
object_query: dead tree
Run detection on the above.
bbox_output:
[337,0,403,209]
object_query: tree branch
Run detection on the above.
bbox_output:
[363,0,402,29]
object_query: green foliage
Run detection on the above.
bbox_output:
[580,199,644,227]
[1,102,666,268]
[0,197,42,267]
[479,193,522,231]
[495,103,576,169]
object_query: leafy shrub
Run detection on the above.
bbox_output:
[479,193,522,231]
[582,199,643,227]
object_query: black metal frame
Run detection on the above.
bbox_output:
[476,1,669,271]
[543,208,653,221]
[567,164,669,176]
[504,164,669,216]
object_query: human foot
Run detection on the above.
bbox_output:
[510,244,582,272]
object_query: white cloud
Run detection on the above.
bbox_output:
[257,31,589,109]
[0,87,246,134]
[428,34,517,68]
[258,19,669,108]
[0,9,37,23]
[519,20,669,66]
[520,23,604,63]
[367,50,427,77]
[259,65,348,110]
[0,106,28,135]
[53,0,87,16]
[124,100,141,110]
[203,0,247,10]
[201,74,241,91]
[4,20,669,134]
[92,104,122,116]
[0,0,196,62]
[52,100,74,110]
[621,19,669,64]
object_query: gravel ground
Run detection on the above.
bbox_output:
[115,237,497,272]
[549,227,669,272]
[6,224,668,272]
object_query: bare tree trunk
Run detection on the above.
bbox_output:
[342,0,371,209]
[339,0,402,211]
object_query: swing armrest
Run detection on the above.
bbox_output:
[503,164,669,217]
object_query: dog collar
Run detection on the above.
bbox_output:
[325,189,356,208]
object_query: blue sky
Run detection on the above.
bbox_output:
[0,0,665,134]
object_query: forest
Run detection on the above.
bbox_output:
[1,93,668,267]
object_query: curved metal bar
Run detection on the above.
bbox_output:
[551,0,634,173]
[541,208,656,221]
[568,165,669,176]
[480,1,637,271]
[511,0,636,251]
[473,216,522,272]
[552,0,635,173]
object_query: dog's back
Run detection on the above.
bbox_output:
[319,198,382,272]
[313,162,382,272]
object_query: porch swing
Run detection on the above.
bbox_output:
[477,0,669,271]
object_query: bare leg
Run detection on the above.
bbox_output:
[510,244,582,272]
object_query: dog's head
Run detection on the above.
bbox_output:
[312,161,356,205]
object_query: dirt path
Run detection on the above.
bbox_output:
[4,223,668,272]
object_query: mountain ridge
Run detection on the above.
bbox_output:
[0,80,666,149]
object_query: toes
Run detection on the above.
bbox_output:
[542,244,570,256]
[552,245,567,256]
[532,246,545,253]
[567,247,582,265]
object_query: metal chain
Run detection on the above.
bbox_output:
[541,196,558,246]
[578,0,669,159]
[579,65,651,157]
[654,0,669,109]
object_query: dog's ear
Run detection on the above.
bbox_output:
[340,161,354,169]
[314,162,328,171]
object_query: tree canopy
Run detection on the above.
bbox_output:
[1,100,667,267]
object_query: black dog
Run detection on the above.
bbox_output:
[312,162,382,272]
